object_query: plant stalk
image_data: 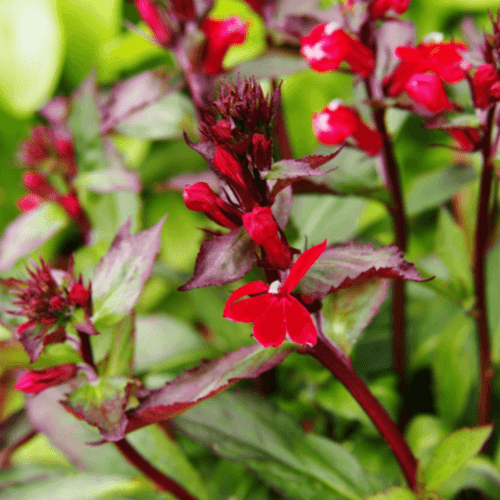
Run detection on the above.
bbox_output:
[306,334,418,490]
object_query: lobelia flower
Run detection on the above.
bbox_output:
[404,72,454,114]
[369,0,411,19]
[384,33,469,97]
[312,100,383,156]
[242,206,291,270]
[200,17,248,75]
[300,23,375,77]
[14,364,77,394]
[472,64,500,109]
[223,240,327,347]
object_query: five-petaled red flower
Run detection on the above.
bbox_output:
[223,240,327,347]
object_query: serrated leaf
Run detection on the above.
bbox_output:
[63,377,132,442]
[114,93,194,140]
[299,242,427,299]
[178,226,257,291]
[424,425,493,490]
[406,165,477,216]
[366,486,417,500]
[322,279,390,354]
[92,217,166,327]
[69,73,109,173]
[0,204,68,272]
[124,344,292,435]
[174,391,370,500]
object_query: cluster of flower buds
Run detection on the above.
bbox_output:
[134,0,248,76]
[7,258,93,362]
[183,77,292,270]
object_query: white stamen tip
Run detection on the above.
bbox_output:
[423,32,444,43]
[327,99,344,111]
[268,280,281,294]
[324,22,342,36]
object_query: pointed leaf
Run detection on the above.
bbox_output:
[124,344,292,435]
[0,204,68,272]
[299,243,427,299]
[75,167,141,193]
[178,226,258,291]
[69,73,108,172]
[425,425,493,491]
[232,52,309,79]
[173,391,370,500]
[92,217,166,327]
[63,377,132,442]
[102,314,135,378]
[366,487,417,500]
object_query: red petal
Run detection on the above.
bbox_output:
[282,240,327,294]
[225,294,273,322]
[223,281,269,318]
[284,297,317,345]
[253,297,287,347]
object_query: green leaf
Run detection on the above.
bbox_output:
[69,73,109,173]
[322,279,390,354]
[486,241,500,363]
[103,314,135,377]
[174,391,370,500]
[406,165,477,216]
[424,425,493,491]
[63,377,132,442]
[366,487,417,500]
[114,93,195,140]
[435,209,472,294]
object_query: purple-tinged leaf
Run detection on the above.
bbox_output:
[298,243,428,299]
[155,170,219,193]
[0,410,35,467]
[461,17,486,67]
[231,52,308,78]
[271,184,293,231]
[91,217,166,326]
[124,344,292,435]
[100,69,183,134]
[322,279,390,355]
[76,168,141,194]
[62,377,133,442]
[179,226,257,291]
[183,133,217,170]
[39,96,70,126]
[0,204,68,272]
[15,322,67,363]
[270,15,322,44]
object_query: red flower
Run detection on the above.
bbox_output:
[223,240,327,347]
[301,23,375,77]
[404,72,454,114]
[472,64,500,109]
[312,100,383,156]
[242,206,291,270]
[134,0,172,46]
[68,282,91,308]
[14,364,77,394]
[369,0,411,19]
[201,17,248,75]
[384,35,469,97]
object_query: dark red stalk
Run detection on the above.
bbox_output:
[306,333,418,490]
[114,438,198,500]
[77,329,199,500]
[272,79,294,160]
[473,105,497,429]
[365,81,409,424]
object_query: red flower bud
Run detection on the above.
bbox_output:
[49,295,66,311]
[369,0,411,19]
[134,0,172,46]
[68,283,90,308]
[312,100,383,156]
[445,127,481,152]
[59,192,83,219]
[252,134,273,170]
[472,64,500,109]
[404,72,454,114]
[14,364,77,394]
[201,17,248,75]
[243,206,291,269]
[17,193,45,213]
[23,172,58,200]
[170,0,195,19]
[213,146,248,189]
[301,23,375,77]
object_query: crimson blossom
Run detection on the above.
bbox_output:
[223,240,327,347]
[14,364,77,394]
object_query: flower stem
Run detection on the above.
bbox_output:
[272,79,294,160]
[473,105,497,430]
[114,438,199,500]
[305,333,418,490]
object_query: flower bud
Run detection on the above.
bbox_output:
[301,23,375,77]
[14,364,77,394]
[312,100,383,156]
[404,72,454,114]
[213,146,248,189]
[134,0,172,46]
[170,0,195,19]
[446,127,481,152]
[17,193,45,213]
[59,192,83,220]
[473,64,500,109]
[369,0,411,19]
[23,172,58,200]
[68,283,90,308]
[252,134,273,170]
[201,17,248,75]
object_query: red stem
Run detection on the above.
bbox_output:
[473,105,497,429]
[114,438,198,500]
[306,335,418,490]
[272,79,294,160]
